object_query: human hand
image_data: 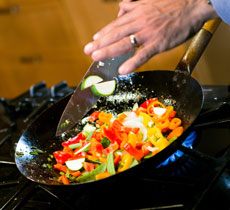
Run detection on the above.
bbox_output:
[84,0,217,75]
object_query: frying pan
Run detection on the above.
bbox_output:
[15,19,221,186]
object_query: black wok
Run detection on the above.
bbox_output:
[15,19,221,186]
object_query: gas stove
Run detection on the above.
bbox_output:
[0,81,229,210]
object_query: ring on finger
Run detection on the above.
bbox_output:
[129,34,139,48]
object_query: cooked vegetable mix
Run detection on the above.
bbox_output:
[53,98,184,184]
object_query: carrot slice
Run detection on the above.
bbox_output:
[54,163,68,173]
[61,174,70,185]
[167,126,184,140]
[95,172,110,180]
[70,171,81,177]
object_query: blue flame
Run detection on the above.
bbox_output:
[157,131,197,168]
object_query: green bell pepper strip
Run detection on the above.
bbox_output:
[77,163,107,182]
[68,143,82,149]
[169,137,177,144]
[130,158,139,168]
[107,152,116,175]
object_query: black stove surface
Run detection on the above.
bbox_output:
[0,82,229,210]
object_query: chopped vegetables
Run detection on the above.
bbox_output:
[77,163,107,182]
[52,98,184,184]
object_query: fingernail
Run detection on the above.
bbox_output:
[92,50,101,60]
[93,33,99,40]
[118,65,128,75]
[84,43,93,54]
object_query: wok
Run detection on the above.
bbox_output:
[15,19,221,186]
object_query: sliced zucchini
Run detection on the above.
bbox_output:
[81,75,103,90]
[90,80,116,97]
[65,158,85,171]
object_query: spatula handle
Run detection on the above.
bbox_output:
[176,18,221,75]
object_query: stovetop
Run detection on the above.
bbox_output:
[0,81,229,210]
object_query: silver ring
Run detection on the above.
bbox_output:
[129,34,139,48]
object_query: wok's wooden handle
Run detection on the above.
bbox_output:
[176,18,221,75]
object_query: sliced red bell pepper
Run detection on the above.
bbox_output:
[112,119,139,134]
[112,120,123,132]
[102,142,119,156]
[103,127,122,145]
[72,151,87,159]
[123,143,144,161]
[89,111,100,122]
[53,151,72,164]
[93,131,103,141]
[140,98,158,109]
[161,127,170,133]
[103,128,115,143]
[114,155,121,167]
[62,133,86,147]
[169,110,177,119]
[141,141,152,156]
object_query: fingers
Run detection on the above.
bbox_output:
[90,36,137,61]
[84,20,141,56]
[117,0,133,17]
[118,42,160,75]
